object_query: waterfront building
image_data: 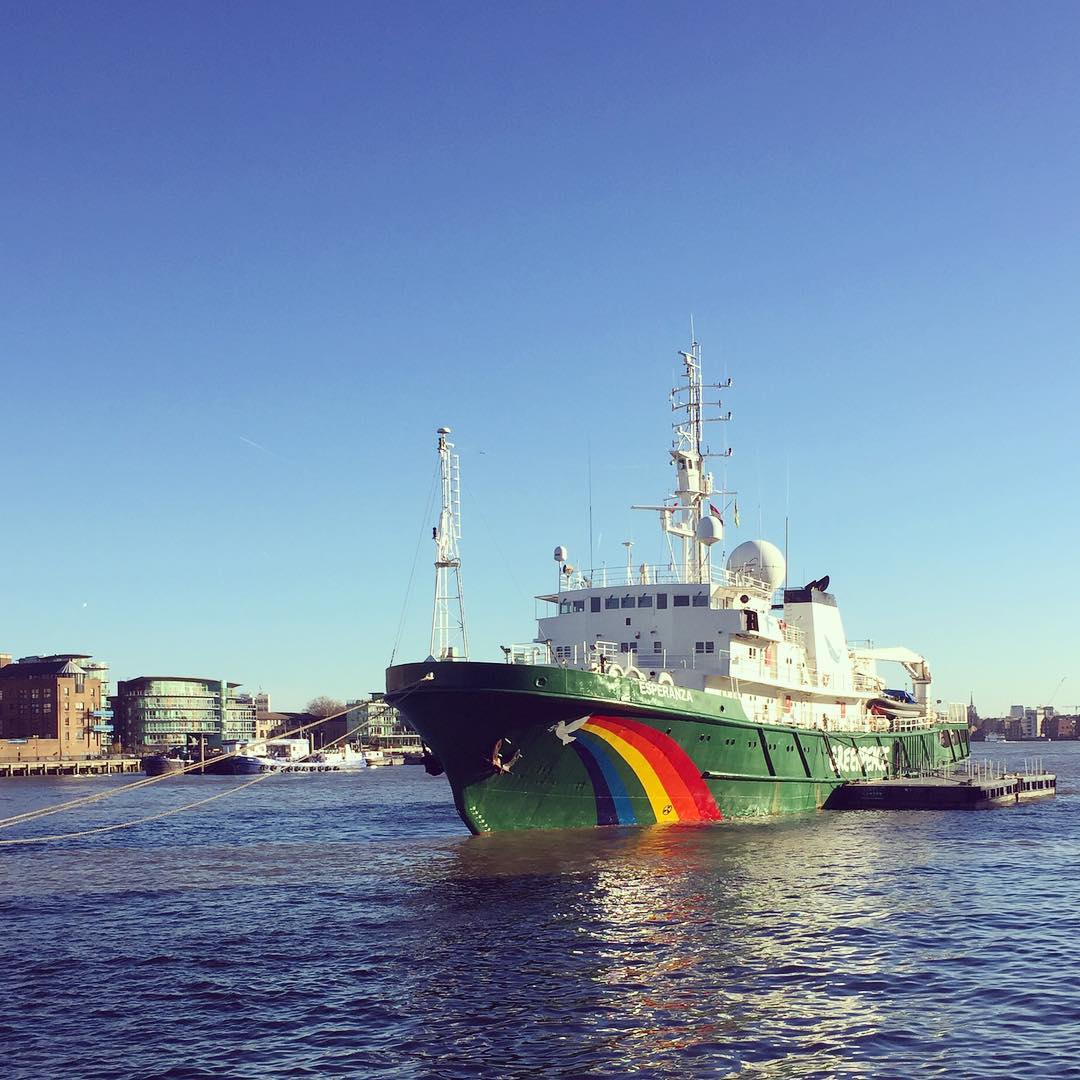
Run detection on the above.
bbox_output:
[112,676,257,751]
[257,711,294,739]
[0,653,112,761]
[1045,715,1076,740]
[342,694,422,753]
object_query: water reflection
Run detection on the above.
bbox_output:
[403,819,925,1075]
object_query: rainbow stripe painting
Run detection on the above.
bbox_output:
[571,714,722,826]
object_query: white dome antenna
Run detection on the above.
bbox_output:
[727,539,786,593]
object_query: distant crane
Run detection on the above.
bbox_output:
[1046,676,1067,708]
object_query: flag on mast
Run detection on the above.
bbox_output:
[709,502,723,523]
[734,499,741,528]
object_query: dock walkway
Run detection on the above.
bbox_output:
[0,758,141,779]
[827,770,1057,810]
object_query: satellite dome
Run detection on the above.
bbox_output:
[695,515,723,546]
[726,539,785,592]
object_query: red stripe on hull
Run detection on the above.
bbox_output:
[588,714,722,822]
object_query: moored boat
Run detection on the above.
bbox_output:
[141,748,189,776]
[200,737,368,774]
[386,337,969,833]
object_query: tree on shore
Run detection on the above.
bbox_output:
[306,696,346,719]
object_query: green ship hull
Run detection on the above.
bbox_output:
[385,661,971,834]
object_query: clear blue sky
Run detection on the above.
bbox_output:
[2,2,1077,715]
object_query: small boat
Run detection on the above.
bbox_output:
[363,749,406,767]
[201,737,368,775]
[867,692,926,720]
[141,747,190,776]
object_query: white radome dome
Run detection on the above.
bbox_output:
[726,539,786,592]
[695,515,723,545]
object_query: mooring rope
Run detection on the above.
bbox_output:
[0,712,376,847]
[0,676,433,843]
[0,710,344,831]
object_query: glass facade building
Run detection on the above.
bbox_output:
[112,676,257,750]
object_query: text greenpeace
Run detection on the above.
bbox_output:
[831,743,888,775]
[637,680,693,704]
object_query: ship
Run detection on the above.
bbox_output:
[385,339,970,833]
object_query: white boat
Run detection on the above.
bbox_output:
[230,737,368,773]
[363,749,405,767]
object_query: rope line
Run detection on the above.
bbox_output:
[0,710,348,831]
[0,678,432,840]
[0,708,387,847]
[0,771,277,846]
[388,462,438,665]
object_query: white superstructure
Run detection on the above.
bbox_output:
[531,339,963,734]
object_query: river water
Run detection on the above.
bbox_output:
[1,742,1077,1079]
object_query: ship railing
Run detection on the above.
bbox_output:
[506,644,552,665]
[550,563,774,596]
[853,673,883,692]
[534,641,717,674]
[927,758,1040,783]
[888,714,936,732]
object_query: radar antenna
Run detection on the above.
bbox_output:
[431,427,469,661]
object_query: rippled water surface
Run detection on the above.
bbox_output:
[2,744,1078,1078]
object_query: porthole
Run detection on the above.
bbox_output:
[534,677,547,687]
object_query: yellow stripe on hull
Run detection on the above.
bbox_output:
[583,722,678,823]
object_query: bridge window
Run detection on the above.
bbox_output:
[656,593,668,609]
[605,596,619,610]
[620,642,638,653]
[692,593,708,607]
[560,600,571,614]
[638,594,653,608]
[674,594,690,607]
[572,600,585,613]
[653,641,663,653]
[621,596,635,608]
[694,641,716,654]
[591,597,601,613]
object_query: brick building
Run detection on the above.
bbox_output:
[0,653,112,761]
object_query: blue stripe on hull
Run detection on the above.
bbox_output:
[576,730,637,825]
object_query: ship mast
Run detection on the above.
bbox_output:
[667,339,732,584]
[430,426,469,661]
